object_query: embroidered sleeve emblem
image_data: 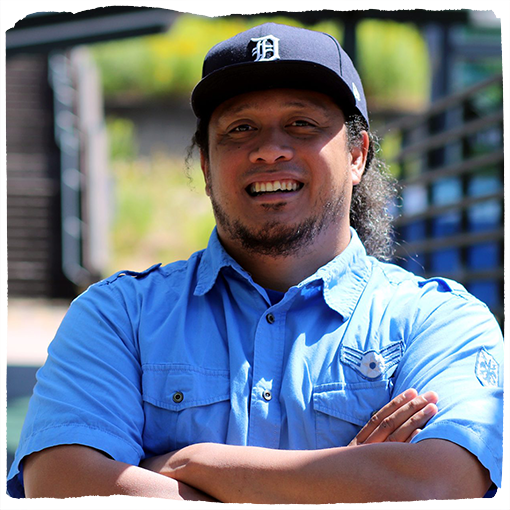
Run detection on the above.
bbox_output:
[341,342,403,380]
[475,348,499,387]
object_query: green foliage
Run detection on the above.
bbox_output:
[108,154,215,273]
[92,15,261,99]
[357,20,430,110]
[106,117,138,161]
[378,130,403,179]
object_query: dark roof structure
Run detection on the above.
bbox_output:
[6,7,178,54]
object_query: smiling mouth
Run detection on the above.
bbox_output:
[247,179,304,197]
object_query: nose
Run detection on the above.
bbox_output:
[249,128,294,164]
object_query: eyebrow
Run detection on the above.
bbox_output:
[217,100,335,126]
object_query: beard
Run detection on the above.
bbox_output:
[209,189,348,258]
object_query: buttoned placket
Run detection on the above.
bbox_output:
[247,292,295,449]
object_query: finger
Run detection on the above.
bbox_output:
[406,428,422,443]
[386,403,438,443]
[363,391,438,444]
[353,388,418,445]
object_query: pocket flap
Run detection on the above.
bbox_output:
[313,380,391,427]
[142,364,230,411]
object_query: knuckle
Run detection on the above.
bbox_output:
[389,398,403,410]
[396,395,406,406]
[410,409,425,421]
[407,399,422,412]
[369,413,381,426]
[381,416,395,430]
[407,415,420,427]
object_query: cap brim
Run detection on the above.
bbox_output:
[191,60,361,122]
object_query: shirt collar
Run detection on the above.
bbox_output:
[313,228,372,320]
[194,228,255,296]
[194,228,372,319]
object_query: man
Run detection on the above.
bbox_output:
[7,23,503,503]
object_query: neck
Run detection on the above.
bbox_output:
[219,228,352,292]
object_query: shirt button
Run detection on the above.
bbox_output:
[172,391,184,403]
[262,390,272,401]
[266,313,275,324]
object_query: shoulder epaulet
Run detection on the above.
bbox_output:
[116,263,162,279]
[418,276,467,293]
[100,263,162,286]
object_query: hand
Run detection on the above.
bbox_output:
[140,451,177,476]
[349,388,438,446]
[140,446,202,479]
[140,450,218,501]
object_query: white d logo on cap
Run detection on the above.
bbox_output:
[251,35,280,62]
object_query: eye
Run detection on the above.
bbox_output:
[289,119,315,128]
[230,124,254,133]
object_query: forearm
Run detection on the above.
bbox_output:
[159,439,490,504]
[23,444,215,500]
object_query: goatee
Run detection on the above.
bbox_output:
[210,193,347,258]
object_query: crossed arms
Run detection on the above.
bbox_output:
[23,389,491,502]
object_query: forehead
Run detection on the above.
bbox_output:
[210,88,344,123]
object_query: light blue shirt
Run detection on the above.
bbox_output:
[7,228,504,497]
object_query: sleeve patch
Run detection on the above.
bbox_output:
[475,348,499,387]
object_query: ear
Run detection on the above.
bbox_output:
[200,150,211,197]
[350,130,370,186]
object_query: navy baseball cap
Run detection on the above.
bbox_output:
[191,22,369,126]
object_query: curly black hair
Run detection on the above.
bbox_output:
[345,115,397,261]
[186,113,397,261]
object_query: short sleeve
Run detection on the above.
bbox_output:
[393,280,504,487]
[7,274,148,498]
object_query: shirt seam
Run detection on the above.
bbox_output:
[415,418,500,460]
[19,422,142,458]
[408,288,489,347]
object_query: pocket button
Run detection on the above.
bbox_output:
[172,391,184,403]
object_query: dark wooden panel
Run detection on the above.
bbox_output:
[6,53,69,298]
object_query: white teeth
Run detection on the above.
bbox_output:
[250,179,300,195]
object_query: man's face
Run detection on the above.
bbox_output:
[201,88,366,258]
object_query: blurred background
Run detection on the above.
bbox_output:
[5,8,503,473]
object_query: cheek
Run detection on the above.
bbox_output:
[314,149,350,183]
[203,165,227,201]
[208,150,242,183]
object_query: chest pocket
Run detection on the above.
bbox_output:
[313,379,393,448]
[141,364,230,454]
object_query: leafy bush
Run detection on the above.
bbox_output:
[357,19,430,111]
[108,153,215,273]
